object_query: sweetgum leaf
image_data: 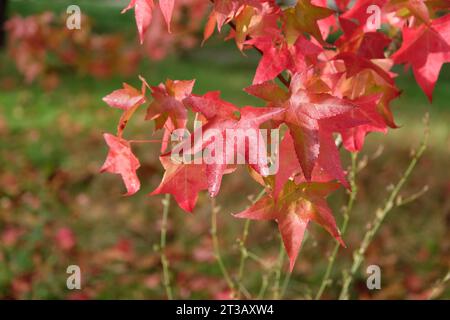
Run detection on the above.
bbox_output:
[235,180,344,271]
[100,133,141,196]
[146,79,195,130]
[245,76,362,183]
[183,92,284,196]
[151,155,208,213]
[159,0,175,32]
[122,0,155,44]
[392,14,450,102]
[283,0,334,45]
[103,83,146,111]
[103,83,146,137]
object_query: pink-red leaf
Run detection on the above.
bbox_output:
[103,83,146,111]
[392,14,450,102]
[101,133,141,196]
[122,0,154,44]
[235,180,344,271]
[159,0,175,32]
[151,155,208,213]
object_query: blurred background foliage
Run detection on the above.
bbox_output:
[0,0,449,299]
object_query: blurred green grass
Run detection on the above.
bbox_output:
[0,0,449,299]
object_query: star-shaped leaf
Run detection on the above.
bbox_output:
[101,133,141,196]
[151,155,208,213]
[103,82,147,137]
[283,0,334,44]
[146,79,195,130]
[122,0,155,44]
[235,180,344,271]
[182,92,284,196]
[392,14,450,101]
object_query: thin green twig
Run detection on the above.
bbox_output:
[160,194,174,300]
[210,198,236,296]
[272,237,286,299]
[257,274,271,299]
[280,269,292,299]
[339,114,430,300]
[236,219,251,298]
[315,152,358,300]
[236,189,266,298]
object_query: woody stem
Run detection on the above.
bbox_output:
[160,194,174,300]
[211,198,237,296]
[339,114,429,299]
[315,152,358,300]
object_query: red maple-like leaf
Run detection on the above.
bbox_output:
[122,0,155,44]
[145,79,195,130]
[249,36,291,85]
[122,0,177,43]
[103,82,147,137]
[392,14,450,102]
[103,82,146,111]
[151,155,208,213]
[246,76,357,182]
[208,0,265,34]
[159,0,175,32]
[235,180,344,271]
[330,56,399,129]
[337,95,387,152]
[100,133,141,196]
[283,0,334,45]
[249,35,322,84]
[334,52,395,86]
[272,129,337,199]
[182,91,284,197]
[337,17,391,59]
[233,2,281,51]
